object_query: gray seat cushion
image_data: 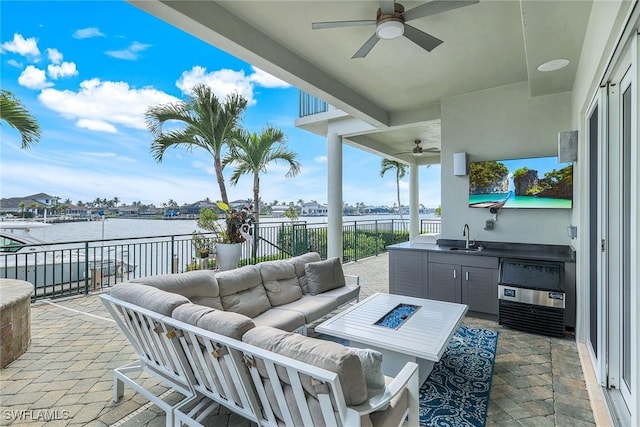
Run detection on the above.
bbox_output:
[273,295,337,324]
[251,308,306,332]
[110,283,189,316]
[130,270,223,310]
[312,284,360,307]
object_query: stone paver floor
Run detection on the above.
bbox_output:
[0,252,597,426]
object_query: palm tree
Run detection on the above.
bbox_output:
[146,84,248,205]
[224,126,301,224]
[380,158,408,221]
[0,90,41,148]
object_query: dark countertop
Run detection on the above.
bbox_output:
[388,239,576,263]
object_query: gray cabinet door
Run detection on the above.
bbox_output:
[462,266,498,314]
[428,262,461,303]
[389,250,427,298]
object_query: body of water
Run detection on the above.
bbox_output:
[469,194,572,209]
[25,214,438,243]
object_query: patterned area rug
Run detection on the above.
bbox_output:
[419,326,499,427]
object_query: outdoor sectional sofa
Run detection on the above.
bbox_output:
[102,252,420,426]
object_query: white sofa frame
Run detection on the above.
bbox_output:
[102,295,195,427]
[101,293,420,427]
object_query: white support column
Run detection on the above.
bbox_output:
[409,164,420,240]
[327,132,343,260]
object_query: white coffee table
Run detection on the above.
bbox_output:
[315,292,468,384]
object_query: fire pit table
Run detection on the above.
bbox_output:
[316,292,468,384]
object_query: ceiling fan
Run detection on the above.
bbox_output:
[312,0,479,58]
[394,140,440,157]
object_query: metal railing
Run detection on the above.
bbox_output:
[299,91,329,117]
[1,218,440,301]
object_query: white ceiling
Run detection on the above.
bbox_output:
[131,0,593,164]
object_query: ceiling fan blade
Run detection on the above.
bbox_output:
[403,0,479,22]
[312,20,376,30]
[378,0,396,15]
[352,33,380,59]
[403,24,443,52]
[425,147,441,152]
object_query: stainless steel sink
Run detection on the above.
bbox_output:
[449,247,482,252]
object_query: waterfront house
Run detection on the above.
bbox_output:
[0,193,60,216]
[301,201,328,216]
[270,204,291,218]
[123,1,640,424]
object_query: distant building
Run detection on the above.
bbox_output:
[301,202,327,216]
[180,200,216,216]
[0,193,60,215]
[270,205,290,218]
[360,206,391,214]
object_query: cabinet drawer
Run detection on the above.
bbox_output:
[429,252,498,268]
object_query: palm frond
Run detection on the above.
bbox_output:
[0,90,41,148]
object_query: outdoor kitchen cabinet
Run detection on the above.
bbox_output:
[428,253,499,316]
[389,249,429,298]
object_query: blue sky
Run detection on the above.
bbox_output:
[0,0,441,208]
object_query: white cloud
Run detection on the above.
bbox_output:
[248,66,290,88]
[176,66,255,104]
[77,119,117,133]
[314,156,327,164]
[105,41,151,60]
[80,152,136,162]
[38,78,179,133]
[47,48,63,64]
[48,61,78,79]
[73,27,105,39]
[7,59,22,68]
[1,33,40,58]
[175,65,291,106]
[18,65,52,89]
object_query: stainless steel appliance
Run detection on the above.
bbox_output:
[498,258,565,337]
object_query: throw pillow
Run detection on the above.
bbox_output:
[348,347,385,398]
[304,257,346,295]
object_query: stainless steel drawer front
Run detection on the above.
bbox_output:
[498,285,565,309]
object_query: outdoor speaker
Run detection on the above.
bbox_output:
[453,152,467,176]
[558,130,578,163]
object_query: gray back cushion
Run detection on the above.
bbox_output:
[172,303,255,340]
[258,260,303,306]
[304,257,346,295]
[130,270,222,310]
[110,283,189,316]
[288,252,322,293]
[243,326,368,406]
[216,265,271,318]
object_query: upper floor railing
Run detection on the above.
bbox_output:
[299,91,329,117]
[1,218,440,302]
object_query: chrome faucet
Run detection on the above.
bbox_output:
[463,223,474,249]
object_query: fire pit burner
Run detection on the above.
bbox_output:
[374,303,420,329]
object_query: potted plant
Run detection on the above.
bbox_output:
[191,231,212,259]
[197,202,255,270]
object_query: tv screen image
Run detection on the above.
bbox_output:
[468,156,573,209]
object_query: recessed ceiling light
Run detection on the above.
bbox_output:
[537,59,570,72]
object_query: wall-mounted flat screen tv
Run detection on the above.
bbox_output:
[468,156,573,209]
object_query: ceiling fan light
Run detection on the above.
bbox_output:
[537,58,570,72]
[413,151,423,157]
[376,20,404,39]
